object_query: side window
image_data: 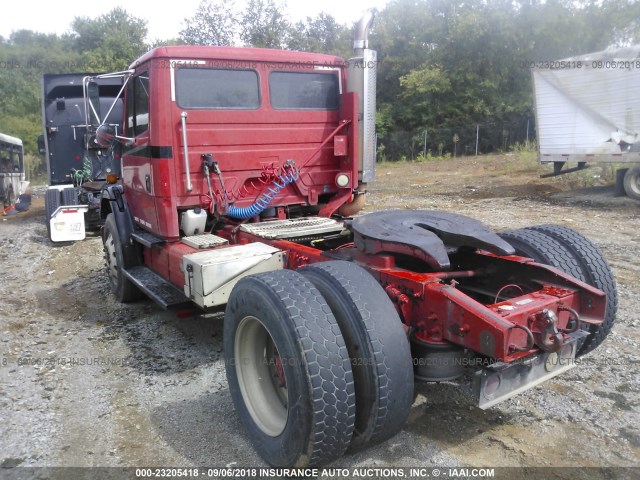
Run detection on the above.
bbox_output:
[0,147,10,172]
[0,145,21,172]
[126,72,149,136]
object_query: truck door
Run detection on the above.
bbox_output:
[121,71,160,232]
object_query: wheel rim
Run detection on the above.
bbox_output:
[235,315,288,437]
[104,233,119,287]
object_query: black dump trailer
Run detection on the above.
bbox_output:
[39,73,123,241]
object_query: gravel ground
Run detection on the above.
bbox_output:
[1,156,638,478]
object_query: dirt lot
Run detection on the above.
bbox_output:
[1,155,639,477]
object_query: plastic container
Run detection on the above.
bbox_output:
[180,208,207,236]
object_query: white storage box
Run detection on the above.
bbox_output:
[182,242,284,308]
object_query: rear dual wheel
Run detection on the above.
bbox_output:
[299,261,414,452]
[224,269,356,468]
[62,186,78,207]
[224,263,414,467]
[45,187,77,238]
[499,225,617,355]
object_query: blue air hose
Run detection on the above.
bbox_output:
[227,167,299,219]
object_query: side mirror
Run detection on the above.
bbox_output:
[96,124,136,147]
[87,80,101,127]
[95,124,116,148]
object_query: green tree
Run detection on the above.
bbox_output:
[375,0,640,159]
[3,0,640,162]
[288,13,350,55]
[151,38,188,48]
[180,0,238,46]
[240,0,290,48]
[0,30,84,155]
[71,7,148,70]
[0,9,149,156]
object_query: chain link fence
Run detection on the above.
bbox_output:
[377,115,535,161]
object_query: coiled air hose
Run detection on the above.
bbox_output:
[226,163,299,219]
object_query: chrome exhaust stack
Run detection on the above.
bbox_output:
[347,11,377,184]
[353,10,375,52]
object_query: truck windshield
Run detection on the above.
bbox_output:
[175,68,260,109]
[269,71,338,110]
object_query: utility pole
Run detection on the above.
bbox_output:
[475,124,480,156]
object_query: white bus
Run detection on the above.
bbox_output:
[0,132,28,211]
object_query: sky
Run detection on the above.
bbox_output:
[0,0,390,43]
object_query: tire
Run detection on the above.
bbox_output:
[623,165,640,200]
[299,261,414,452]
[499,228,591,353]
[62,186,78,206]
[102,213,142,302]
[45,189,61,238]
[527,225,617,355]
[499,229,585,280]
[500,227,617,355]
[224,270,356,468]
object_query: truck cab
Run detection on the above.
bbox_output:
[117,46,363,240]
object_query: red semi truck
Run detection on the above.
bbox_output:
[87,14,615,467]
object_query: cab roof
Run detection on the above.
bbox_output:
[131,46,346,70]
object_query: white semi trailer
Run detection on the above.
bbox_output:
[532,45,640,199]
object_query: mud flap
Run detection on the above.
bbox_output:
[473,331,587,409]
[49,205,89,242]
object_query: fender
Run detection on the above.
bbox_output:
[101,184,141,267]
